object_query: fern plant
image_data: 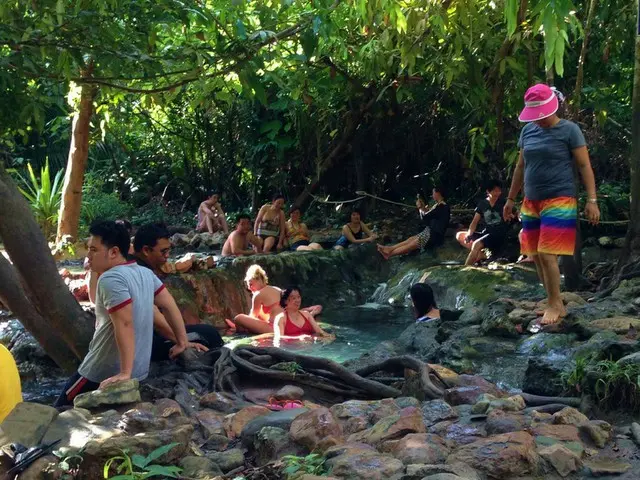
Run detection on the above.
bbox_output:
[10,159,64,240]
[103,443,182,479]
[282,453,328,478]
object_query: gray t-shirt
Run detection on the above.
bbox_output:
[78,261,163,383]
[517,119,586,201]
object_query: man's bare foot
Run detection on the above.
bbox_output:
[540,305,567,325]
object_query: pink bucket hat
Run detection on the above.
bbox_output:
[518,84,559,122]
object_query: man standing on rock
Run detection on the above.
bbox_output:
[221,214,263,256]
[54,221,202,407]
[504,84,600,326]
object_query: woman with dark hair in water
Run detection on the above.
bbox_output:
[274,286,334,343]
[410,283,440,323]
[227,265,323,334]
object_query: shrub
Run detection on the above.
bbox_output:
[10,159,64,240]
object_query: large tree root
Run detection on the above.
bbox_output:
[355,355,447,400]
[212,346,445,401]
[521,393,581,408]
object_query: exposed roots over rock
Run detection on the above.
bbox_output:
[355,355,448,400]
[520,393,581,408]
[213,346,445,401]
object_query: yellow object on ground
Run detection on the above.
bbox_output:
[0,344,22,422]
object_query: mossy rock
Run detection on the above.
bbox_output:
[420,265,537,307]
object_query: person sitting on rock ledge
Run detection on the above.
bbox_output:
[274,286,334,345]
[286,206,323,251]
[226,265,322,334]
[255,193,287,253]
[221,214,263,257]
[410,282,440,323]
[133,223,224,361]
[197,192,229,235]
[333,209,377,250]
[55,221,207,407]
[377,186,450,259]
[456,179,511,266]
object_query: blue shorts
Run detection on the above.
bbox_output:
[290,240,310,251]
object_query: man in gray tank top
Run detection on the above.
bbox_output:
[54,221,206,406]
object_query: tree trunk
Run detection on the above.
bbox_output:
[0,254,79,371]
[616,4,640,272]
[0,163,94,360]
[293,104,374,209]
[572,0,599,115]
[56,83,97,243]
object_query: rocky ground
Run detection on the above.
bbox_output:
[1,357,637,480]
[2,239,640,479]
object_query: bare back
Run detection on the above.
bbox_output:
[253,285,283,322]
[222,231,248,256]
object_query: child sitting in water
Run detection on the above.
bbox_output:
[274,286,334,345]
[410,283,440,323]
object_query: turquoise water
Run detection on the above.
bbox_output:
[228,304,414,363]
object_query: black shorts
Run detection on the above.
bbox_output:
[469,231,505,254]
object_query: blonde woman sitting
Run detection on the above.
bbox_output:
[226,265,322,334]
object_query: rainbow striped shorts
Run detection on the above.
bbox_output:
[520,196,577,256]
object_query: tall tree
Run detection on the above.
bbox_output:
[57,79,97,243]
[616,0,640,272]
[0,163,94,363]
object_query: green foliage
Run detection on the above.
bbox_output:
[561,355,590,394]
[103,443,182,480]
[596,182,630,222]
[56,452,83,479]
[273,361,305,376]
[10,159,64,240]
[282,454,328,478]
[0,0,636,215]
[592,360,640,411]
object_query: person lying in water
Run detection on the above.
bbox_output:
[227,265,322,334]
[333,209,377,249]
[286,206,323,251]
[274,286,334,344]
[377,186,450,260]
[410,282,440,323]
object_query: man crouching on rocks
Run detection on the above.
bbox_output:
[54,221,206,407]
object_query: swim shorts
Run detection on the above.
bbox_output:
[520,196,577,256]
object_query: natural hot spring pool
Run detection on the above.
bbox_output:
[225,304,415,364]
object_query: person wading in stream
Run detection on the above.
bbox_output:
[504,84,600,326]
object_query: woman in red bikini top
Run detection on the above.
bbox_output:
[274,286,334,342]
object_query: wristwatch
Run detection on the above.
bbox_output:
[587,198,598,204]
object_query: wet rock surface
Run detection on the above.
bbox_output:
[4,246,640,479]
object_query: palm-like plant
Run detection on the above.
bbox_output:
[11,160,65,240]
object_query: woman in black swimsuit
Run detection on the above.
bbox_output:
[333,209,377,249]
